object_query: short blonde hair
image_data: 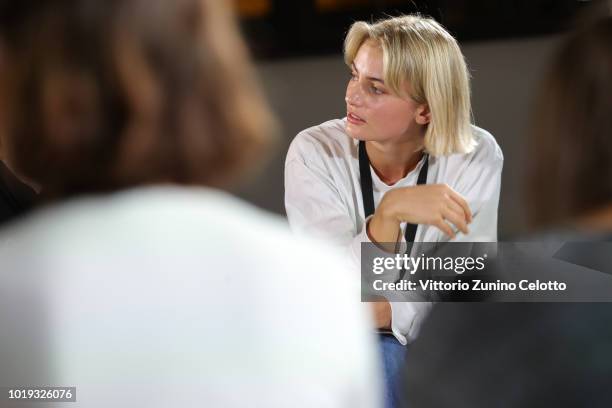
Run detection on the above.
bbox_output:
[344,15,475,156]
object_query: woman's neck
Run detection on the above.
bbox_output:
[365,137,425,185]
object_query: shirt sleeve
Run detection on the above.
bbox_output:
[451,135,504,243]
[284,155,370,267]
[416,133,504,244]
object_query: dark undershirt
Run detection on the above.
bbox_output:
[0,161,37,227]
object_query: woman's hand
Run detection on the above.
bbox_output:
[368,184,472,243]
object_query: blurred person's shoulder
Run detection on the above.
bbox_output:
[0,186,366,310]
[0,186,351,275]
[0,185,369,351]
[0,187,382,407]
[286,118,354,166]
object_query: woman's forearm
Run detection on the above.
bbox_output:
[367,210,401,252]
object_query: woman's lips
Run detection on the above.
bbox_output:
[347,112,366,125]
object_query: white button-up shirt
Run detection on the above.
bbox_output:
[285,118,504,344]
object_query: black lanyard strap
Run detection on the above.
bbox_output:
[358,140,428,243]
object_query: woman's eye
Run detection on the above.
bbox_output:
[370,86,384,95]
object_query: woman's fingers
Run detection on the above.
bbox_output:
[442,207,469,235]
[447,199,470,227]
[388,185,472,238]
[433,217,455,238]
[447,189,472,223]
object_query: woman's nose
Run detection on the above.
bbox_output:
[345,84,362,106]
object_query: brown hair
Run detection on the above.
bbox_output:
[528,17,612,228]
[0,0,276,198]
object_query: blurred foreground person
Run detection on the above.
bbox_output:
[401,16,612,408]
[0,1,381,407]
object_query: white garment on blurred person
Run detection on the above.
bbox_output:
[0,186,381,408]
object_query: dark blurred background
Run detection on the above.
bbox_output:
[231,0,600,239]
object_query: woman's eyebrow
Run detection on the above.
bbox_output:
[351,63,384,84]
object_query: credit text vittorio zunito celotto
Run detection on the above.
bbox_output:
[370,253,567,292]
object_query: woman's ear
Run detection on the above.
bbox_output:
[415,104,431,125]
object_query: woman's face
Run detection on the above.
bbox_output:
[345,40,427,143]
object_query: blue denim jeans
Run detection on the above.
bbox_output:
[379,334,408,408]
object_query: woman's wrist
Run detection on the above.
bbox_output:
[367,210,400,249]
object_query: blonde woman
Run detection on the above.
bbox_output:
[285,14,503,407]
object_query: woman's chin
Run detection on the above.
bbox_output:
[345,123,368,141]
